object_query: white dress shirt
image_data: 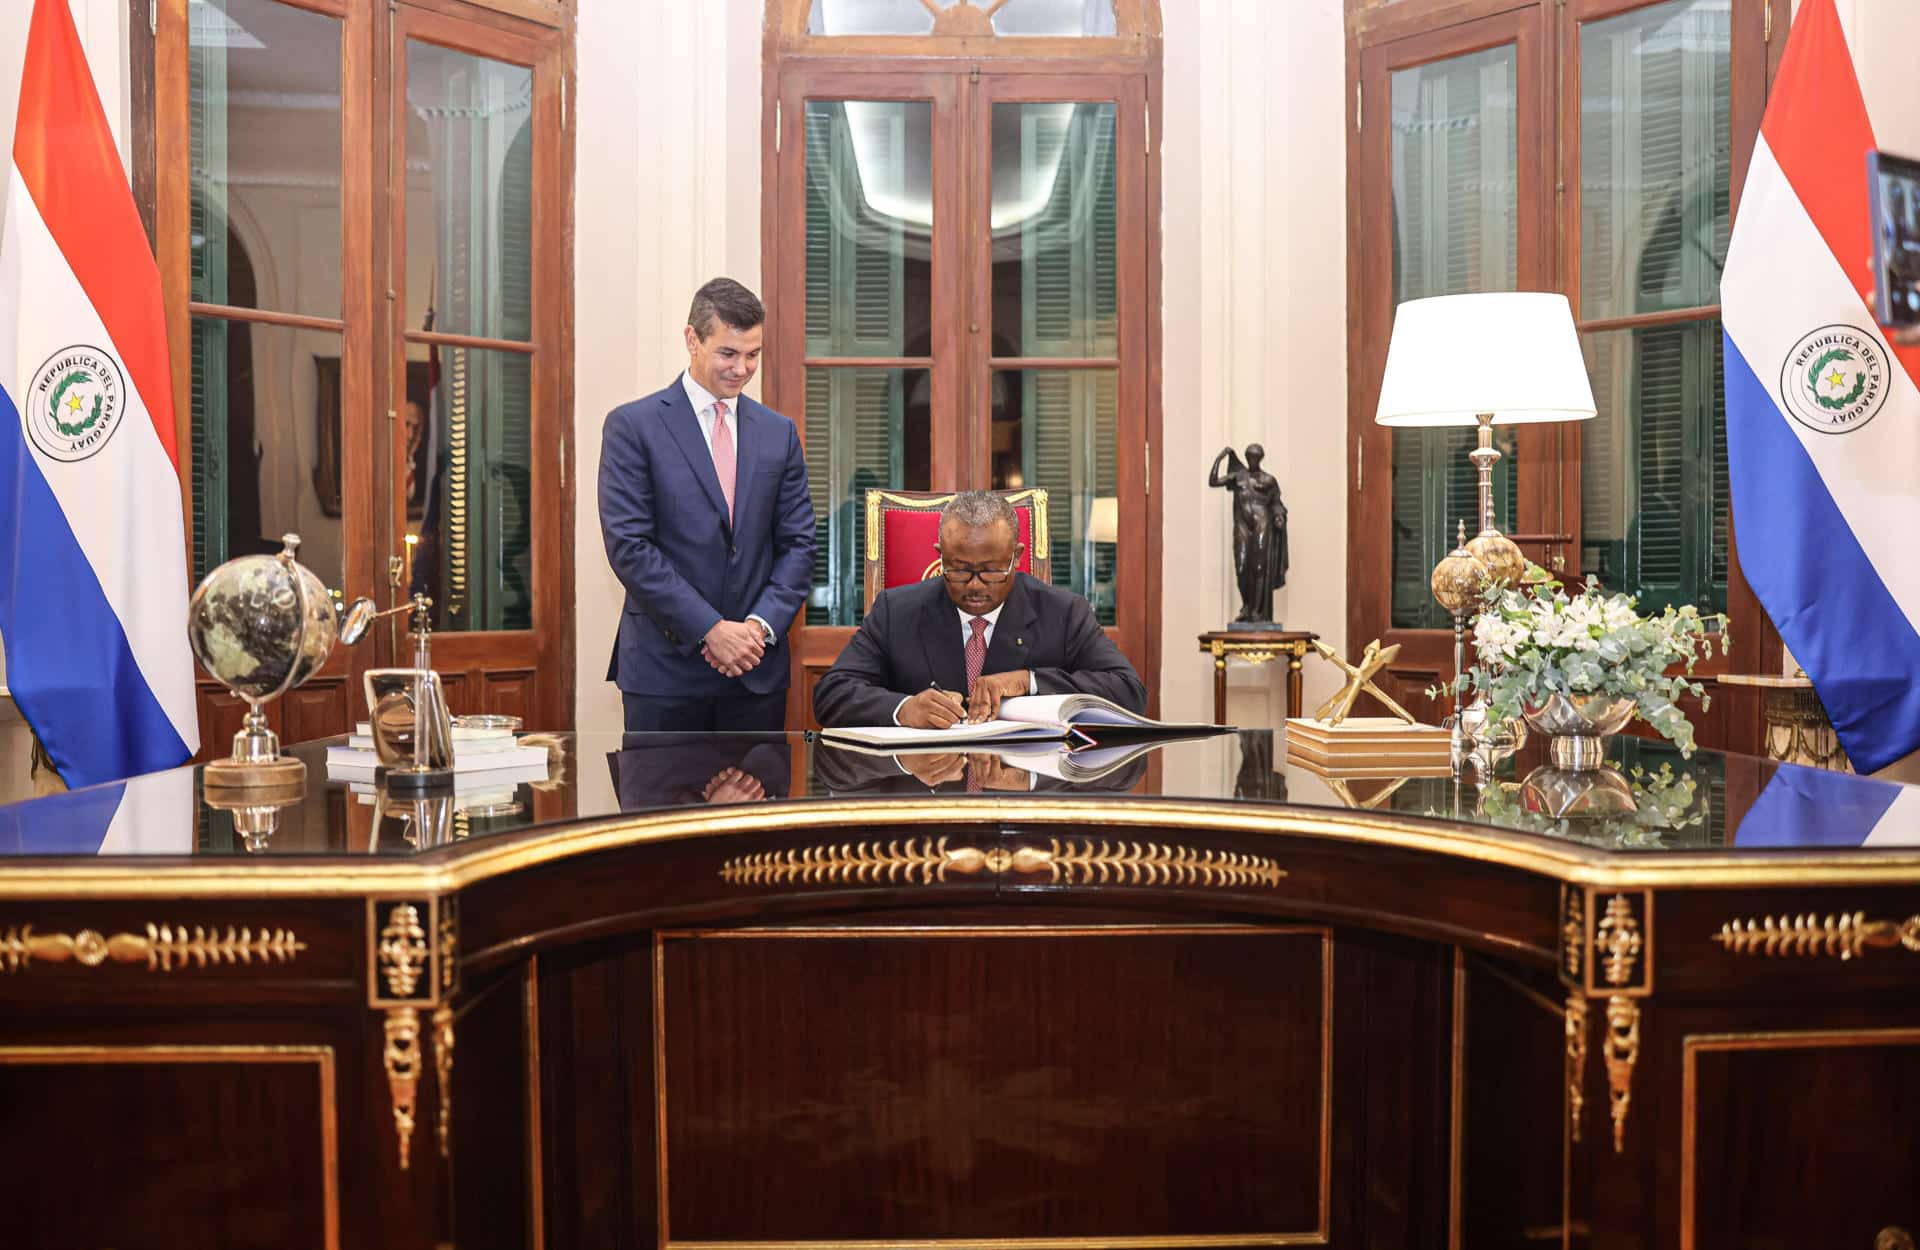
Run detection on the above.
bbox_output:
[680,370,730,451]
[680,371,774,647]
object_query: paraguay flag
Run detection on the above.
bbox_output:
[1723,0,1920,775]
[0,0,199,787]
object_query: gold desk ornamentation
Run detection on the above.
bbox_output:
[1712,912,1920,961]
[720,836,1285,891]
[0,922,305,973]
[1597,894,1644,987]
[1603,995,1640,1153]
[1566,993,1588,1143]
[433,1003,454,1160]
[1563,890,1585,981]
[377,903,430,998]
[1309,638,1418,727]
[384,1007,421,1169]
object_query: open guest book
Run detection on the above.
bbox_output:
[820,693,1219,749]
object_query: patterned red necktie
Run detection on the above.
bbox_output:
[710,399,736,521]
[965,616,988,792]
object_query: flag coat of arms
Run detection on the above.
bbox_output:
[1723,0,1920,774]
[0,0,200,786]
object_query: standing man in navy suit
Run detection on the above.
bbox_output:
[600,279,815,731]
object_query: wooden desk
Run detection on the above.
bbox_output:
[2,732,1919,1249]
[1198,628,1316,725]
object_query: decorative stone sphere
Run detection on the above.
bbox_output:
[186,535,339,706]
[1466,529,1526,589]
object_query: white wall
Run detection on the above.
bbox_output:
[1157,0,1348,732]
[571,0,762,800]
[569,0,1351,744]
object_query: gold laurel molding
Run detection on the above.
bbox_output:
[719,836,1286,890]
[385,1007,421,1169]
[1596,895,1643,987]
[433,1003,454,1160]
[1566,993,1588,1144]
[1712,912,1920,961]
[0,922,305,973]
[1603,995,1640,1153]
[1037,837,1287,888]
[378,904,431,998]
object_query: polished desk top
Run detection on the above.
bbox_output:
[0,729,1915,892]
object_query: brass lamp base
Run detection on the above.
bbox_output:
[203,754,307,792]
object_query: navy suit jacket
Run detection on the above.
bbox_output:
[599,379,815,697]
[811,573,1148,728]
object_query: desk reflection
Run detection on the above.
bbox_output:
[608,733,793,811]
[810,740,1153,796]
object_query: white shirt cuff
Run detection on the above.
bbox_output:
[747,614,776,646]
[892,697,909,726]
[1028,671,1037,695]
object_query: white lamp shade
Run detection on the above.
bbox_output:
[1374,292,1597,427]
[1089,496,1119,544]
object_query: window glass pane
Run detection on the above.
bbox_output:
[991,103,1118,359]
[804,368,933,627]
[188,316,343,592]
[408,346,534,633]
[1579,319,1727,616]
[808,0,937,36]
[804,102,933,360]
[992,0,1118,37]
[1388,44,1520,630]
[406,41,534,343]
[1579,0,1731,320]
[189,0,342,318]
[992,368,1117,626]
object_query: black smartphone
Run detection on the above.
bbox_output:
[1868,149,1920,326]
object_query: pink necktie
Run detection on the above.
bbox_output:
[711,400,736,521]
[964,617,990,792]
[965,615,989,693]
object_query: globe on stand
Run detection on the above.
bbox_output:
[187,533,376,796]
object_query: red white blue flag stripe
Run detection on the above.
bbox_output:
[1723,0,1920,774]
[0,0,199,786]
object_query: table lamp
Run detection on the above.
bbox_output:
[1374,291,1596,590]
[1375,292,1595,770]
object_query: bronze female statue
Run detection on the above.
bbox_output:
[1209,444,1289,627]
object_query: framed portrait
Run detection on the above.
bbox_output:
[313,356,435,519]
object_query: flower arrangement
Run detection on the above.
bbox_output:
[1449,565,1729,756]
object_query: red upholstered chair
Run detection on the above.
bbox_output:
[862,489,1051,612]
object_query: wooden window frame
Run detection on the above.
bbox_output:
[765,0,1164,725]
[1344,0,1785,753]
[142,0,577,748]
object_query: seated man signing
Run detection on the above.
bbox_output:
[812,491,1148,729]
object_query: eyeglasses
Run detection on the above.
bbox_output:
[938,556,1016,586]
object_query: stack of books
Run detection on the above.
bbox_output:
[325,721,550,783]
[1283,716,1451,778]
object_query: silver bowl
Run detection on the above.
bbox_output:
[1520,691,1634,770]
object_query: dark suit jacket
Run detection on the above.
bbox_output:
[811,573,1148,728]
[599,379,815,697]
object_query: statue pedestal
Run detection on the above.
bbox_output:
[1198,629,1317,727]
